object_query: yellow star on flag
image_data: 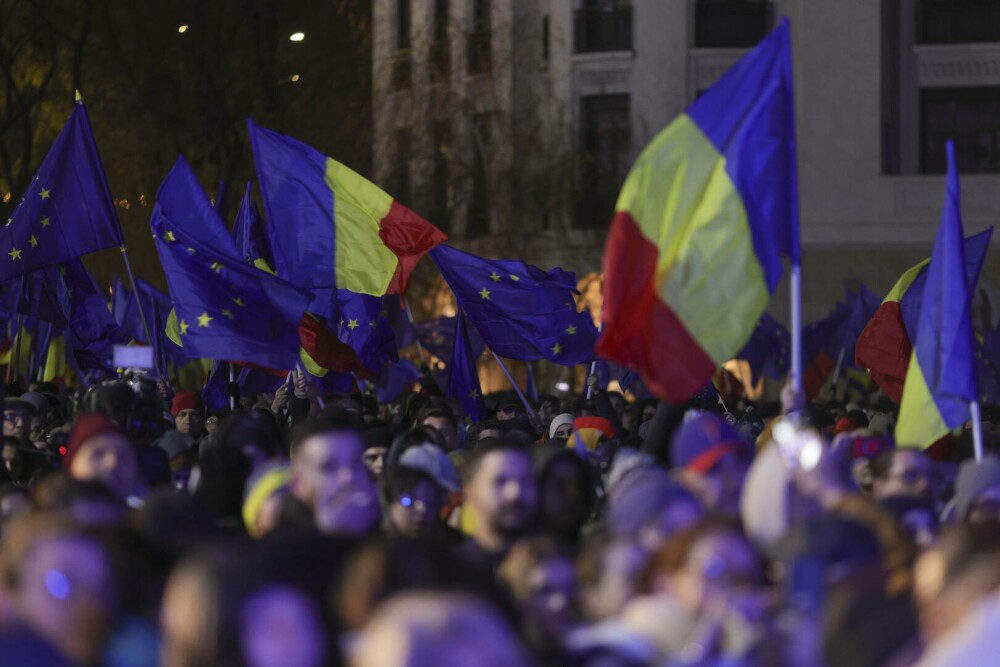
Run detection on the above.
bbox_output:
[479,288,491,300]
[38,188,51,200]
[39,216,51,228]
[186,247,196,255]
[222,309,234,320]
[210,261,223,273]
[551,343,562,355]
[509,274,520,281]
[8,247,21,260]
[232,297,246,307]
[468,389,480,399]
[347,319,360,330]
[180,319,190,335]
[565,325,577,335]
[163,230,176,242]
[197,312,212,328]
[369,320,377,327]
[489,271,501,282]
[28,235,38,248]
[4,218,11,227]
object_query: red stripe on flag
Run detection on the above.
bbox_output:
[379,200,448,295]
[596,211,717,403]
[298,314,370,376]
[855,300,911,403]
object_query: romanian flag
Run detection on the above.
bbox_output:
[597,19,799,403]
[248,121,447,322]
[856,228,992,403]
[896,142,986,448]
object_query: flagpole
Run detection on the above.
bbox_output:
[403,297,429,365]
[971,399,985,461]
[11,312,24,387]
[120,246,160,377]
[586,319,604,400]
[790,262,803,395]
[491,351,538,419]
[228,363,237,410]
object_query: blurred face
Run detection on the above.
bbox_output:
[541,457,589,535]
[642,405,656,423]
[874,450,936,502]
[362,446,387,477]
[583,542,648,620]
[552,423,573,439]
[497,405,520,422]
[422,416,458,452]
[388,478,443,538]
[523,557,579,636]
[175,409,204,438]
[241,587,326,667]
[967,485,1000,525]
[3,407,30,438]
[641,497,704,551]
[478,428,502,441]
[68,432,139,498]
[466,450,537,542]
[15,537,115,665]
[161,565,213,667]
[294,430,379,536]
[668,531,761,617]
[204,416,220,434]
[684,453,751,516]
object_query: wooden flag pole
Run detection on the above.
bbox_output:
[491,351,538,419]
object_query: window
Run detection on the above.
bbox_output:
[916,0,1000,44]
[920,87,1000,173]
[578,94,630,228]
[432,0,450,78]
[694,0,773,48]
[391,129,412,205]
[574,1,632,53]
[396,0,411,50]
[433,121,452,233]
[468,0,492,74]
[468,114,492,237]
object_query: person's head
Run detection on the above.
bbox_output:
[569,416,618,466]
[463,440,538,551]
[362,426,396,478]
[641,518,763,619]
[913,523,1000,644]
[384,467,446,538]
[871,448,937,503]
[607,392,626,418]
[499,537,580,645]
[953,456,1000,525]
[495,395,523,422]
[536,449,595,541]
[351,593,531,667]
[243,464,292,539]
[240,585,327,667]
[3,398,35,439]
[577,535,651,620]
[474,419,504,442]
[290,415,378,537]
[65,413,139,499]
[419,407,460,452]
[605,466,703,550]
[670,412,753,515]
[548,413,575,440]
[204,414,221,434]
[171,391,206,439]
[0,514,117,664]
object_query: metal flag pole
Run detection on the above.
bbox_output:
[971,399,985,461]
[491,351,538,419]
[586,319,604,400]
[403,297,429,365]
[790,263,803,396]
[228,363,237,410]
[120,246,160,377]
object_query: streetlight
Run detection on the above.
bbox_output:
[289,32,305,42]
[178,24,189,33]
[289,74,301,82]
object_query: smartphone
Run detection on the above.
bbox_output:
[113,345,155,370]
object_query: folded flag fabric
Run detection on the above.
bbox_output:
[448,309,486,421]
[431,244,598,365]
[596,19,799,403]
[248,121,447,321]
[737,312,791,385]
[896,142,987,448]
[151,157,313,370]
[0,101,124,281]
[856,229,992,402]
[231,182,274,271]
[375,358,422,404]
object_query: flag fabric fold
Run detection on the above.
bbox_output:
[448,309,486,421]
[151,157,313,370]
[737,312,791,385]
[431,244,598,366]
[596,19,799,403]
[0,102,124,281]
[896,141,986,448]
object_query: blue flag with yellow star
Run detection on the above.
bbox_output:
[737,311,790,384]
[151,157,313,370]
[231,182,274,270]
[448,308,486,421]
[0,102,124,281]
[335,291,399,372]
[430,244,598,365]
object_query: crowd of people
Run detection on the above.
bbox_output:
[0,367,998,667]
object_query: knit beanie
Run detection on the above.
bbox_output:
[171,391,204,418]
[670,412,749,473]
[65,413,128,468]
[242,463,291,538]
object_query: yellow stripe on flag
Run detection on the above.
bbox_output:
[43,336,67,382]
[615,114,769,364]
[325,158,398,296]
[884,258,930,304]
[895,352,949,448]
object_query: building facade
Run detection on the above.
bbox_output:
[373,0,1000,324]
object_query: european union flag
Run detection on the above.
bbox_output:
[375,358,422,403]
[231,182,274,270]
[411,315,485,362]
[738,312,790,384]
[594,359,641,393]
[335,291,399,372]
[448,309,486,421]
[151,157,313,370]
[431,245,598,365]
[0,102,124,281]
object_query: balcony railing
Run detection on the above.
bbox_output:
[694,1,773,49]
[573,7,632,53]
[390,49,411,90]
[917,0,1000,44]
